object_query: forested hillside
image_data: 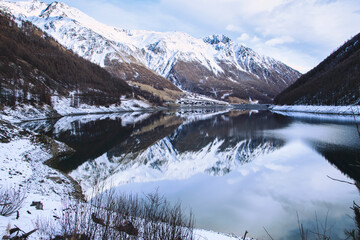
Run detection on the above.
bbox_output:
[274,33,360,105]
[0,11,133,107]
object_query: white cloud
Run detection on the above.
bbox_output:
[237,33,250,42]
[265,36,294,46]
[251,36,261,44]
[256,45,319,73]
[225,24,242,33]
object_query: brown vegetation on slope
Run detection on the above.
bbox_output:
[168,60,300,104]
[104,55,182,103]
[0,12,132,107]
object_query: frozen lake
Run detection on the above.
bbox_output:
[21,109,360,239]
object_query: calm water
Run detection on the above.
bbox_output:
[21,110,360,239]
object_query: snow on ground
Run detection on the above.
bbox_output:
[177,91,230,106]
[272,110,360,123]
[0,104,55,123]
[0,122,77,239]
[0,96,154,124]
[270,105,360,123]
[195,229,251,240]
[270,105,360,115]
[52,95,153,116]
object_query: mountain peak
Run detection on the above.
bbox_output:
[40,1,68,18]
[203,34,231,45]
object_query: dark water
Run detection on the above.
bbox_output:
[21,110,360,239]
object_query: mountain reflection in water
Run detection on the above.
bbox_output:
[20,109,360,240]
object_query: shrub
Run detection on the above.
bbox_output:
[36,189,195,240]
[0,186,26,216]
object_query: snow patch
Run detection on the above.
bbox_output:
[0,104,54,123]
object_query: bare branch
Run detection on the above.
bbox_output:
[327,175,355,185]
[263,227,274,240]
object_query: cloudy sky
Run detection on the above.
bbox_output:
[16,0,360,72]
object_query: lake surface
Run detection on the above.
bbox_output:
[21,109,360,240]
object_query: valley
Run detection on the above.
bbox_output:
[0,0,359,239]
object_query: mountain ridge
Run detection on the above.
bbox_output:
[0,0,301,104]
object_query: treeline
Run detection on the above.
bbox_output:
[0,11,132,107]
[275,33,360,105]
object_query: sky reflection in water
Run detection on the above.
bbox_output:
[116,140,357,239]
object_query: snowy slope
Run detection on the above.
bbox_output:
[0,0,301,103]
[0,120,79,239]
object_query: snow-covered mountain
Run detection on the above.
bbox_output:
[0,10,147,120]
[0,0,301,103]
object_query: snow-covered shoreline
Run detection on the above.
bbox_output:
[0,94,234,124]
[269,105,360,115]
[0,121,79,238]
[0,98,158,123]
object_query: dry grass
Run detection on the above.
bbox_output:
[129,82,184,102]
[228,96,250,104]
